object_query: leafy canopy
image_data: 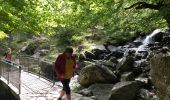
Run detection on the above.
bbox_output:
[0,0,169,39]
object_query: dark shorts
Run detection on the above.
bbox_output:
[61,79,71,95]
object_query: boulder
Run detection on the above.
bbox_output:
[91,49,106,56]
[79,54,86,61]
[133,40,142,47]
[78,61,95,69]
[109,56,118,64]
[116,56,134,73]
[120,72,135,82]
[154,32,164,42]
[150,53,170,100]
[162,35,170,45]
[78,64,118,87]
[88,84,114,100]
[108,81,141,100]
[94,60,116,72]
[105,50,124,60]
[84,51,96,59]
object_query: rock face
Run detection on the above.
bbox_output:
[109,81,141,100]
[150,53,170,100]
[78,64,118,87]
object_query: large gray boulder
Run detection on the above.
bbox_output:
[88,84,114,100]
[109,81,141,100]
[150,53,170,100]
[78,64,118,87]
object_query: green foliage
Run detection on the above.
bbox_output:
[0,0,170,47]
[0,31,8,38]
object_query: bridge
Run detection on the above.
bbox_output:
[0,55,93,100]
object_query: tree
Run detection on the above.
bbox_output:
[125,0,170,31]
[0,0,169,40]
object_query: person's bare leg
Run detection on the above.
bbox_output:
[66,94,71,100]
[58,90,65,99]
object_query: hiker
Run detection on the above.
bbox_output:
[54,47,78,100]
[4,48,12,62]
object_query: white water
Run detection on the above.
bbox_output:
[136,29,161,53]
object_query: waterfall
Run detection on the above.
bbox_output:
[136,29,161,53]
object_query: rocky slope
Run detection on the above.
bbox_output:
[77,29,170,100]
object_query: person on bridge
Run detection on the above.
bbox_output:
[54,47,78,100]
[4,48,12,62]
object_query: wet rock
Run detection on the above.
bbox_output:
[108,81,141,100]
[159,46,170,54]
[109,56,118,64]
[133,40,143,47]
[150,46,162,51]
[154,32,164,42]
[132,67,143,77]
[162,35,170,45]
[88,84,114,100]
[90,49,107,60]
[78,64,118,87]
[120,72,135,82]
[135,52,148,60]
[116,56,134,73]
[104,50,124,60]
[135,54,143,61]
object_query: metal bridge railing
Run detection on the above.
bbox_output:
[18,55,55,85]
[0,59,21,94]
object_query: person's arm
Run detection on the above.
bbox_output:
[72,55,80,75]
[54,54,64,79]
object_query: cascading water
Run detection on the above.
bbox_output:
[136,29,161,53]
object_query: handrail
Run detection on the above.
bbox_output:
[0,59,21,94]
[17,54,56,85]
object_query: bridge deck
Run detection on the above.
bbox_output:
[4,71,93,100]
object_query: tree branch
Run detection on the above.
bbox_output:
[124,2,163,10]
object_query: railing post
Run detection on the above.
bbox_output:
[0,61,2,78]
[7,65,9,84]
[52,62,55,86]
[19,66,21,94]
[38,57,40,78]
